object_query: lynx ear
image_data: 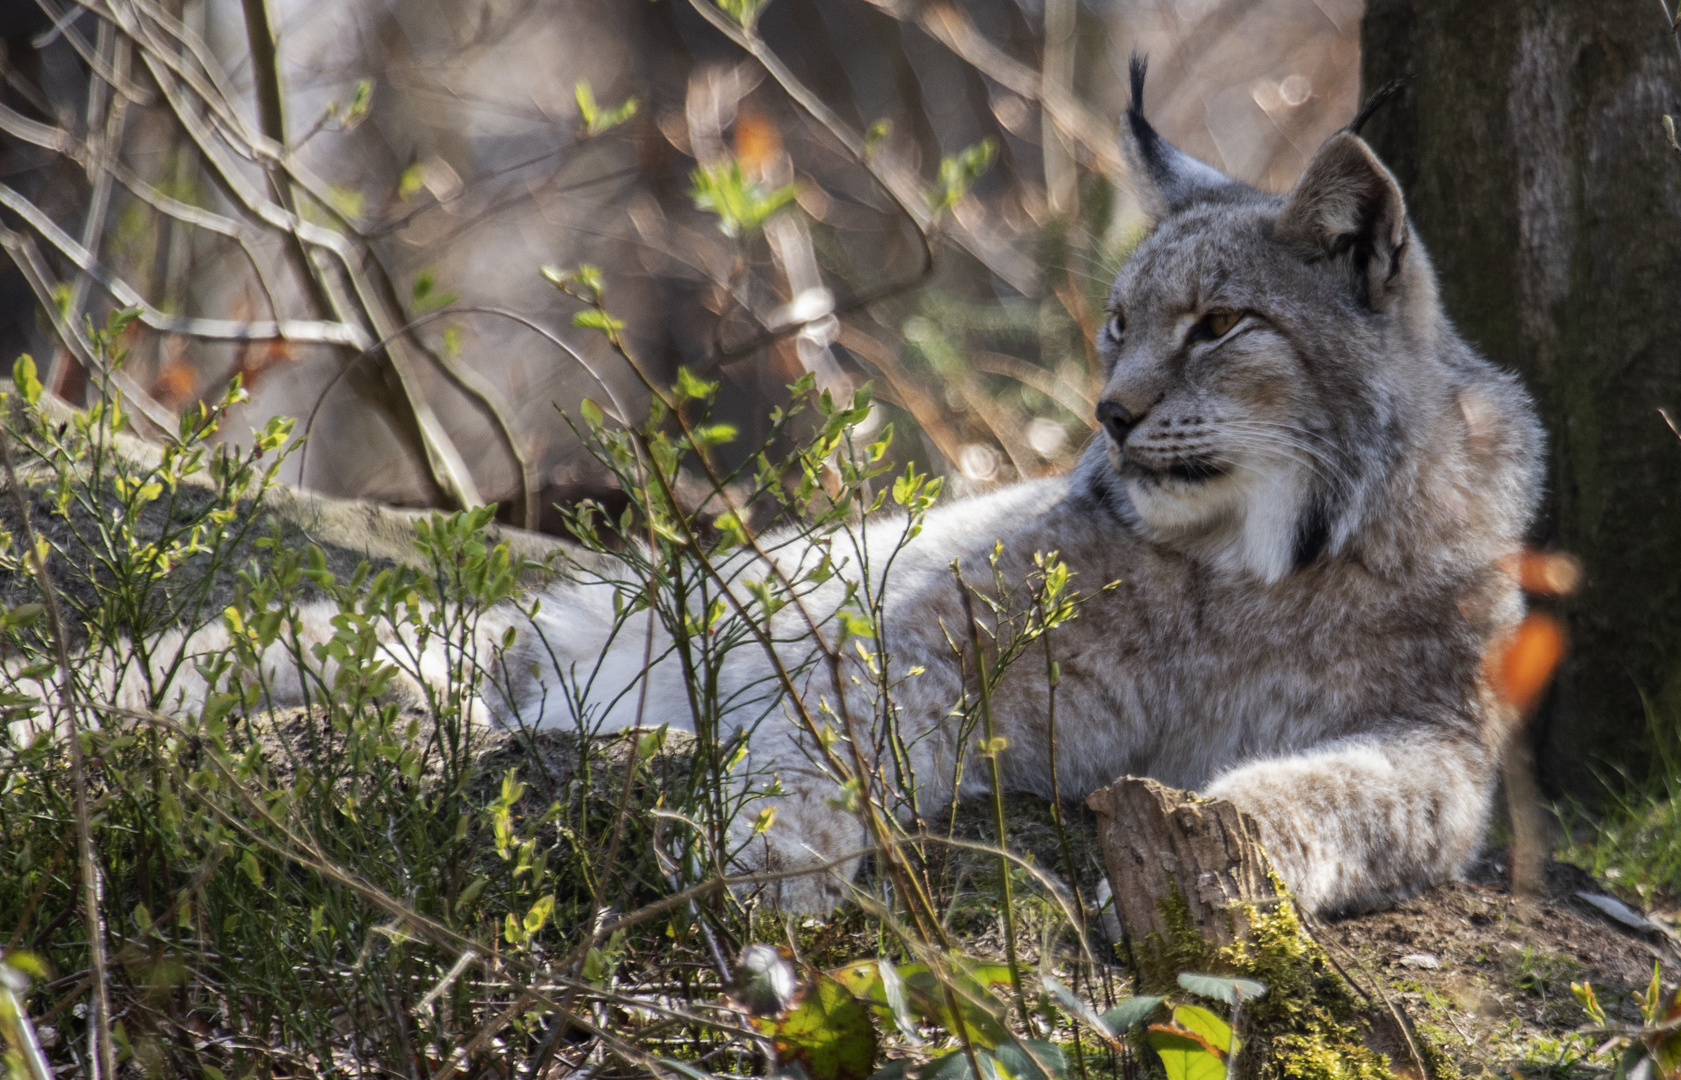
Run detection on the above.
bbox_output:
[1122,56,1240,217]
[1278,131,1409,310]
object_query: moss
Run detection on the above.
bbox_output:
[1133,884,1456,1080]
[1218,901,1393,1080]
[1128,882,1225,989]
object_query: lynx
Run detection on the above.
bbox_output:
[49,62,1544,916]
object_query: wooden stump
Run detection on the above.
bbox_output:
[1086,776,1283,985]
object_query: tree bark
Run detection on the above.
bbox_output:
[1361,3,1681,795]
[1086,777,1283,987]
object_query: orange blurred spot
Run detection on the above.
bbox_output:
[237,339,297,390]
[150,334,198,408]
[1497,549,1582,596]
[733,106,783,180]
[1487,612,1567,715]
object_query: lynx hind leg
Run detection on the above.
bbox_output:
[7,597,505,732]
[731,782,870,914]
[1202,732,1496,915]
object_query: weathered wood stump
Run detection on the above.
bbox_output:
[1086,776,1284,986]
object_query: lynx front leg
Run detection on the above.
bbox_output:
[1202,730,1497,915]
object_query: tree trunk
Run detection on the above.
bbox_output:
[1086,777,1283,988]
[1360,3,1681,796]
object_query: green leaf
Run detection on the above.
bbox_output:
[1654,1029,1681,1080]
[572,309,625,335]
[756,974,879,1080]
[12,354,41,405]
[674,366,719,402]
[2,951,46,979]
[523,894,554,935]
[917,1051,974,1080]
[864,119,891,156]
[1171,1004,1232,1055]
[1148,1031,1227,1080]
[926,138,997,216]
[690,159,799,239]
[1571,981,1606,1025]
[714,0,767,27]
[576,79,640,136]
[1176,972,1266,1006]
[996,1039,1066,1080]
[410,269,457,313]
[879,959,926,1045]
[1099,995,1164,1031]
[1040,975,1116,1043]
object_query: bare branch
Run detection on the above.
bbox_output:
[34,0,154,105]
[0,225,181,435]
[0,182,368,347]
[857,0,1128,186]
[132,29,490,508]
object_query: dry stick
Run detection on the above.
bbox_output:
[1041,0,1078,217]
[0,413,115,1080]
[234,0,337,334]
[1503,732,1550,898]
[0,182,362,348]
[834,326,968,468]
[210,0,531,522]
[971,351,1097,424]
[295,304,632,497]
[102,699,882,1006]
[955,564,1035,1039]
[125,29,486,512]
[0,98,316,340]
[54,18,125,394]
[0,227,178,436]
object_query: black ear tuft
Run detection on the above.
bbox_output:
[1127,54,1149,130]
[1347,78,1405,137]
[1120,54,1242,218]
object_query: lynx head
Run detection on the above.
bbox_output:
[1084,58,1541,583]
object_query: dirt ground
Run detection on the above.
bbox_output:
[1304,854,1677,1077]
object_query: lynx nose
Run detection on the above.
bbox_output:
[1096,400,1140,446]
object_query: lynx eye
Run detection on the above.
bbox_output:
[1190,309,1242,344]
[1105,310,1126,343]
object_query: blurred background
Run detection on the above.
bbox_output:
[5,0,1681,826]
[0,0,1360,515]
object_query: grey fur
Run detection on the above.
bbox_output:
[45,82,1544,917]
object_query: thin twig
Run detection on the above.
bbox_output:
[855,0,1127,184]
[954,562,1035,1037]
